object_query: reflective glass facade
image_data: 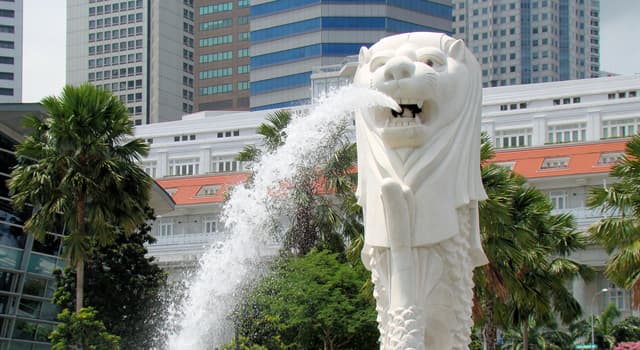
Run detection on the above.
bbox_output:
[453,0,599,87]
[249,0,453,110]
[0,116,65,350]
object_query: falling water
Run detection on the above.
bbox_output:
[164,87,399,350]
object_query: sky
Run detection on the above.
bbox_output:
[21,0,640,103]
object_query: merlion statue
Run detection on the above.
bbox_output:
[353,32,488,349]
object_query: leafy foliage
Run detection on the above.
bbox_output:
[236,109,360,256]
[9,83,151,311]
[49,307,120,350]
[475,134,591,349]
[588,134,640,304]
[52,208,167,349]
[501,318,574,350]
[234,250,378,350]
[612,316,640,343]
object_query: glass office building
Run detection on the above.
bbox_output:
[249,0,453,110]
[453,0,600,87]
[0,104,64,350]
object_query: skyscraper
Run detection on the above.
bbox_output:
[194,0,251,111]
[0,0,22,103]
[66,0,196,124]
[249,0,453,111]
[452,0,600,87]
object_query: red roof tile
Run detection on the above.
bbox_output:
[490,139,628,179]
[157,140,630,206]
[156,173,250,205]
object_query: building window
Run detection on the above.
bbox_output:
[237,16,249,25]
[0,72,14,80]
[197,185,220,197]
[159,221,173,237]
[199,51,232,64]
[237,81,249,90]
[199,34,232,48]
[546,123,587,144]
[0,25,14,33]
[494,128,533,149]
[200,83,233,96]
[199,2,233,15]
[548,191,567,209]
[602,118,640,139]
[237,48,249,58]
[200,18,233,31]
[211,156,240,173]
[203,216,217,233]
[541,157,569,170]
[168,158,200,176]
[0,40,14,49]
[598,152,624,165]
[142,161,157,178]
[0,9,14,18]
[238,32,249,41]
[607,282,629,311]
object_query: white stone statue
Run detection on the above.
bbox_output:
[353,32,488,350]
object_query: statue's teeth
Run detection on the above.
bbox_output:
[417,101,424,109]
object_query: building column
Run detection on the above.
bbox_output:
[532,114,547,146]
[157,151,168,177]
[481,121,495,144]
[587,110,602,141]
[200,148,211,175]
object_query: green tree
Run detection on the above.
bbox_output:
[237,110,359,256]
[475,136,590,350]
[501,319,574,350]
[588,134,640,305]
[52,208,167,349]
[612,316,640,343]
[572,303,621,350]
[8,83,151,312]
[235,250,378,350]
[49,307,120,350]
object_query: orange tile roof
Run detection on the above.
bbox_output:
[157,139,630,206]
[490,139,628,179]
[156,173,250,205]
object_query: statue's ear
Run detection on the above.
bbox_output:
[449,39,466,62]
[358,46,370,66]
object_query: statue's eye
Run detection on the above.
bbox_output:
[425,59,434,67]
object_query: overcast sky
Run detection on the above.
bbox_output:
[21,1,640,103]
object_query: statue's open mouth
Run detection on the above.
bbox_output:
[387,100,424,127]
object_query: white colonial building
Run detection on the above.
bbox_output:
[139,74,640,315]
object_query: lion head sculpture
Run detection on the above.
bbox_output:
[354,32,487,259]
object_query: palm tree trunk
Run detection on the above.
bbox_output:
[483,297,497,350]
[75,193,86,312]
[76,259,84,312]
[522,322,529,350]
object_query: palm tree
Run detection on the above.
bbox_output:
[236,109,359,256]
[572,303,621,350]
[9,83,151,312]
[237,109,291,164]
[475,135,591,350]
[587,134,640,306]
[501,318,574,350]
